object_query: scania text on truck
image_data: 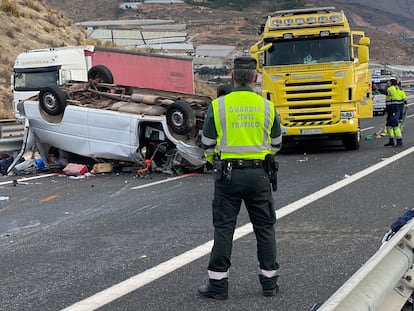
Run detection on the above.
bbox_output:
[250,7,372,150]
[12,45,195,115]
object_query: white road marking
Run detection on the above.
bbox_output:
[130,175,195,190]
[0,173,58,186]
[361,126,374,132]
[62,147,414,311]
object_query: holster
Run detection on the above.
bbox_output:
[212,155,224,181]
[264,154,278,192]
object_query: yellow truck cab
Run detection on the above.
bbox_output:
[250,7,372,150]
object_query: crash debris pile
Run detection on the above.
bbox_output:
[0,150,115,177]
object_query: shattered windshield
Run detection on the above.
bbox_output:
[14,68,59,91]
[264,36,351,66]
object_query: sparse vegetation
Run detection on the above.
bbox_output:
[0,0,20,17]
[5,29,15,39]
[22,0,42,12]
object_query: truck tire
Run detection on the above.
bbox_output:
[88,65,114,84]
[166,100,196,135]
[342,130,361,150]
[39,85,67,116]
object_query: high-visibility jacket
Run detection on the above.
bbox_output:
[386,85,403,104]
[397,88,407,102]
[209,90,279,160]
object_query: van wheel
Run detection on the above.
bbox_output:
[39,85,67,116]
[88,65,114,84]
[166,101,196,135]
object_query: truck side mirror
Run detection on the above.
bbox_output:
[359,37,370,46]
[249,44,261,71]
[358,46,369,64]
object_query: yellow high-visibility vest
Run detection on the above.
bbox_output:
[211,91,275,160]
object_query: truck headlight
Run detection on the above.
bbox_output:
[340,111,355,119]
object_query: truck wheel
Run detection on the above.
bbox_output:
[39,85,67,116]
[166,101,196,135]
[342,130,360,150]
[88,65,114,84]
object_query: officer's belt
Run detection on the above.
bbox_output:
[224,159,263,169]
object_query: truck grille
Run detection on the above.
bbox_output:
[281,80,340,127]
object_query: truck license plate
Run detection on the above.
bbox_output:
[300,129,322,135]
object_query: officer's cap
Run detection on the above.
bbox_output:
[234,57,257,70]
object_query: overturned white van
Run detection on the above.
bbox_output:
[12,81,212,174]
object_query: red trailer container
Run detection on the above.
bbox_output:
[87,47,195,94]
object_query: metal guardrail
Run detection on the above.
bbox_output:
[401,80,414,88]
[0,120,25,153]
[317,219,414,311]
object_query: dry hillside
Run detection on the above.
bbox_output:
[45,0,414,64]
[126,1,414,64]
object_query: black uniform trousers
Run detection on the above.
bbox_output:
[208,166,279,292]
[385,103,402,128]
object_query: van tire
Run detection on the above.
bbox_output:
[88,65,114,84]
[166,101,196,135]
[39,85,67,116]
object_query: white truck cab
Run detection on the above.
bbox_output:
[12,46,94,115]
[372,75,395,115]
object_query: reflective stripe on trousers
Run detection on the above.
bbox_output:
[259,268,278,278]
[208,270,229,280]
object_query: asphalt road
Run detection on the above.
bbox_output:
[1,104,414,311]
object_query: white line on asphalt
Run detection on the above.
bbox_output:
[61,146,414,311]
[130,175,193,190]
[361,126,374,132]
[0,173,58,186]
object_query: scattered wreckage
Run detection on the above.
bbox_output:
[11,81,212,175]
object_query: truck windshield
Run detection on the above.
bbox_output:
[264,36,351,66]
[14,66,59,91]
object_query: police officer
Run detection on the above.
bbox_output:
[384,78,403,147]
[198,56,282,300]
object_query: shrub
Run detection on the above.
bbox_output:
[5,29,15,39]
[0,0,20,17]
[45,14,61,27]
[22,0,42,12]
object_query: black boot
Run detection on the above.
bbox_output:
[259,274,279,297]
[384,138,395,146]
[395,138,403,147]
[198,279,228,300]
